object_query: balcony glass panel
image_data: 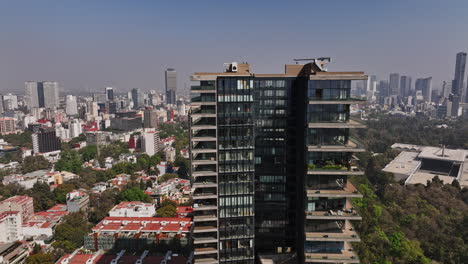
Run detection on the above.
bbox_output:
[307,104,350,123]
[306,197,346,212]
[308,80,351,100]
[306,175,347,190]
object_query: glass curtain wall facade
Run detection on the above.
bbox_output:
[253,78,293,254]
[217,77,255,263]
[190,62,366,264]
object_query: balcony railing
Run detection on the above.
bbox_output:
[192,85,215,91]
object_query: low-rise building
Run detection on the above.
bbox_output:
[176,206,193,218]
[66,190,90,213]
[83,217,192,251]
[57,250,190,264]
[0,211,23,243]
[0,195,34,222]
[91,182,107,193]
[0,242,29,264]
[383,143,468,187]
[109,201,156,218]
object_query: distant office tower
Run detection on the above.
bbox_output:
[69,119,82,138]
[106,101,117,115]
[400,76,412,97]
[143,108,158,128]
[378,80,389,98]
[452,52,466,98]
[32,127,61,154]
[85,131,106,146]
[86,101,99,119]
[0,94,3,114]
[142,130,160,156]
[190,60,366,264]
[389,73,400,96]
[105,87,114,101]
[442,81,451,98]
[415,77,433,102]
[25,81,59,109]
[177,100,186,115]
[43,82,59,108]
[131,88,143,109]
[65,95,78,116]
[165,68,177,105]
[0,117,15,135]
[2,93,18,111]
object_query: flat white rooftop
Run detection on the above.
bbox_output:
[418,147,467,163]
[382,151,420,179]
[386,143,468,187]
[405,171,455,185]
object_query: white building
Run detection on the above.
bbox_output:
[65,95,78,116]
[142,130,161,156]
[69,119,82,138]
[2,93,18,110]
[0,211,23,243]
[108,201,156,217]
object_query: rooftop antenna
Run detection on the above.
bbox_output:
[293,57,332,64]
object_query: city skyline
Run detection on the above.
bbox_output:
[1,0,468,93]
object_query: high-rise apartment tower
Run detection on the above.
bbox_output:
[189,59,366,264]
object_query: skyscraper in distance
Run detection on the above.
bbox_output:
[165,68,177,105]
[25,81,59,109]
[105,87,114,101]
[389,73,400,96]
[189,59,366,264]
[452,52,466,98]
[400,76,412,97]
[415,77,433,103]
[131,88,143,109]
[65,95,78,116]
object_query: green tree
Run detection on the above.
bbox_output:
[28,182,56,212]
[174,155,189,179]
[53,184,76,204]
[54,212,92,250]
[119,187,151,202]
[88,188,120,223]
[55,150,83,174]
[157,199,177,217]
[21,155,50,173]
[78,145,97,162]
[25,252,55,264]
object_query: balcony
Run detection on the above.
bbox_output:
[193,182,217,189]
[306,182,362,198]
[305,228,360,242]
[194,247,218,255]
[193,226,218,233]
[193,204,217,211]
[193,236,218,244]
[305,250,359,263]
[194,258,218,264]
[191,85,216,92]
[192,171,218,178]
[308,98,367,105]
[192,160,217,166]
[193,190,217,200]
[307,163,363,176]
[306,209,361,221]
[308,138,366,153]
[193,214,218,222]
[308,119,366,129]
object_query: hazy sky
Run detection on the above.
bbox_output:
[1,0,467,94]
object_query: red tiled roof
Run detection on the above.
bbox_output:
[92,217,192,233]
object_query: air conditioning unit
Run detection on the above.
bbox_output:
[231,62,238,72]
